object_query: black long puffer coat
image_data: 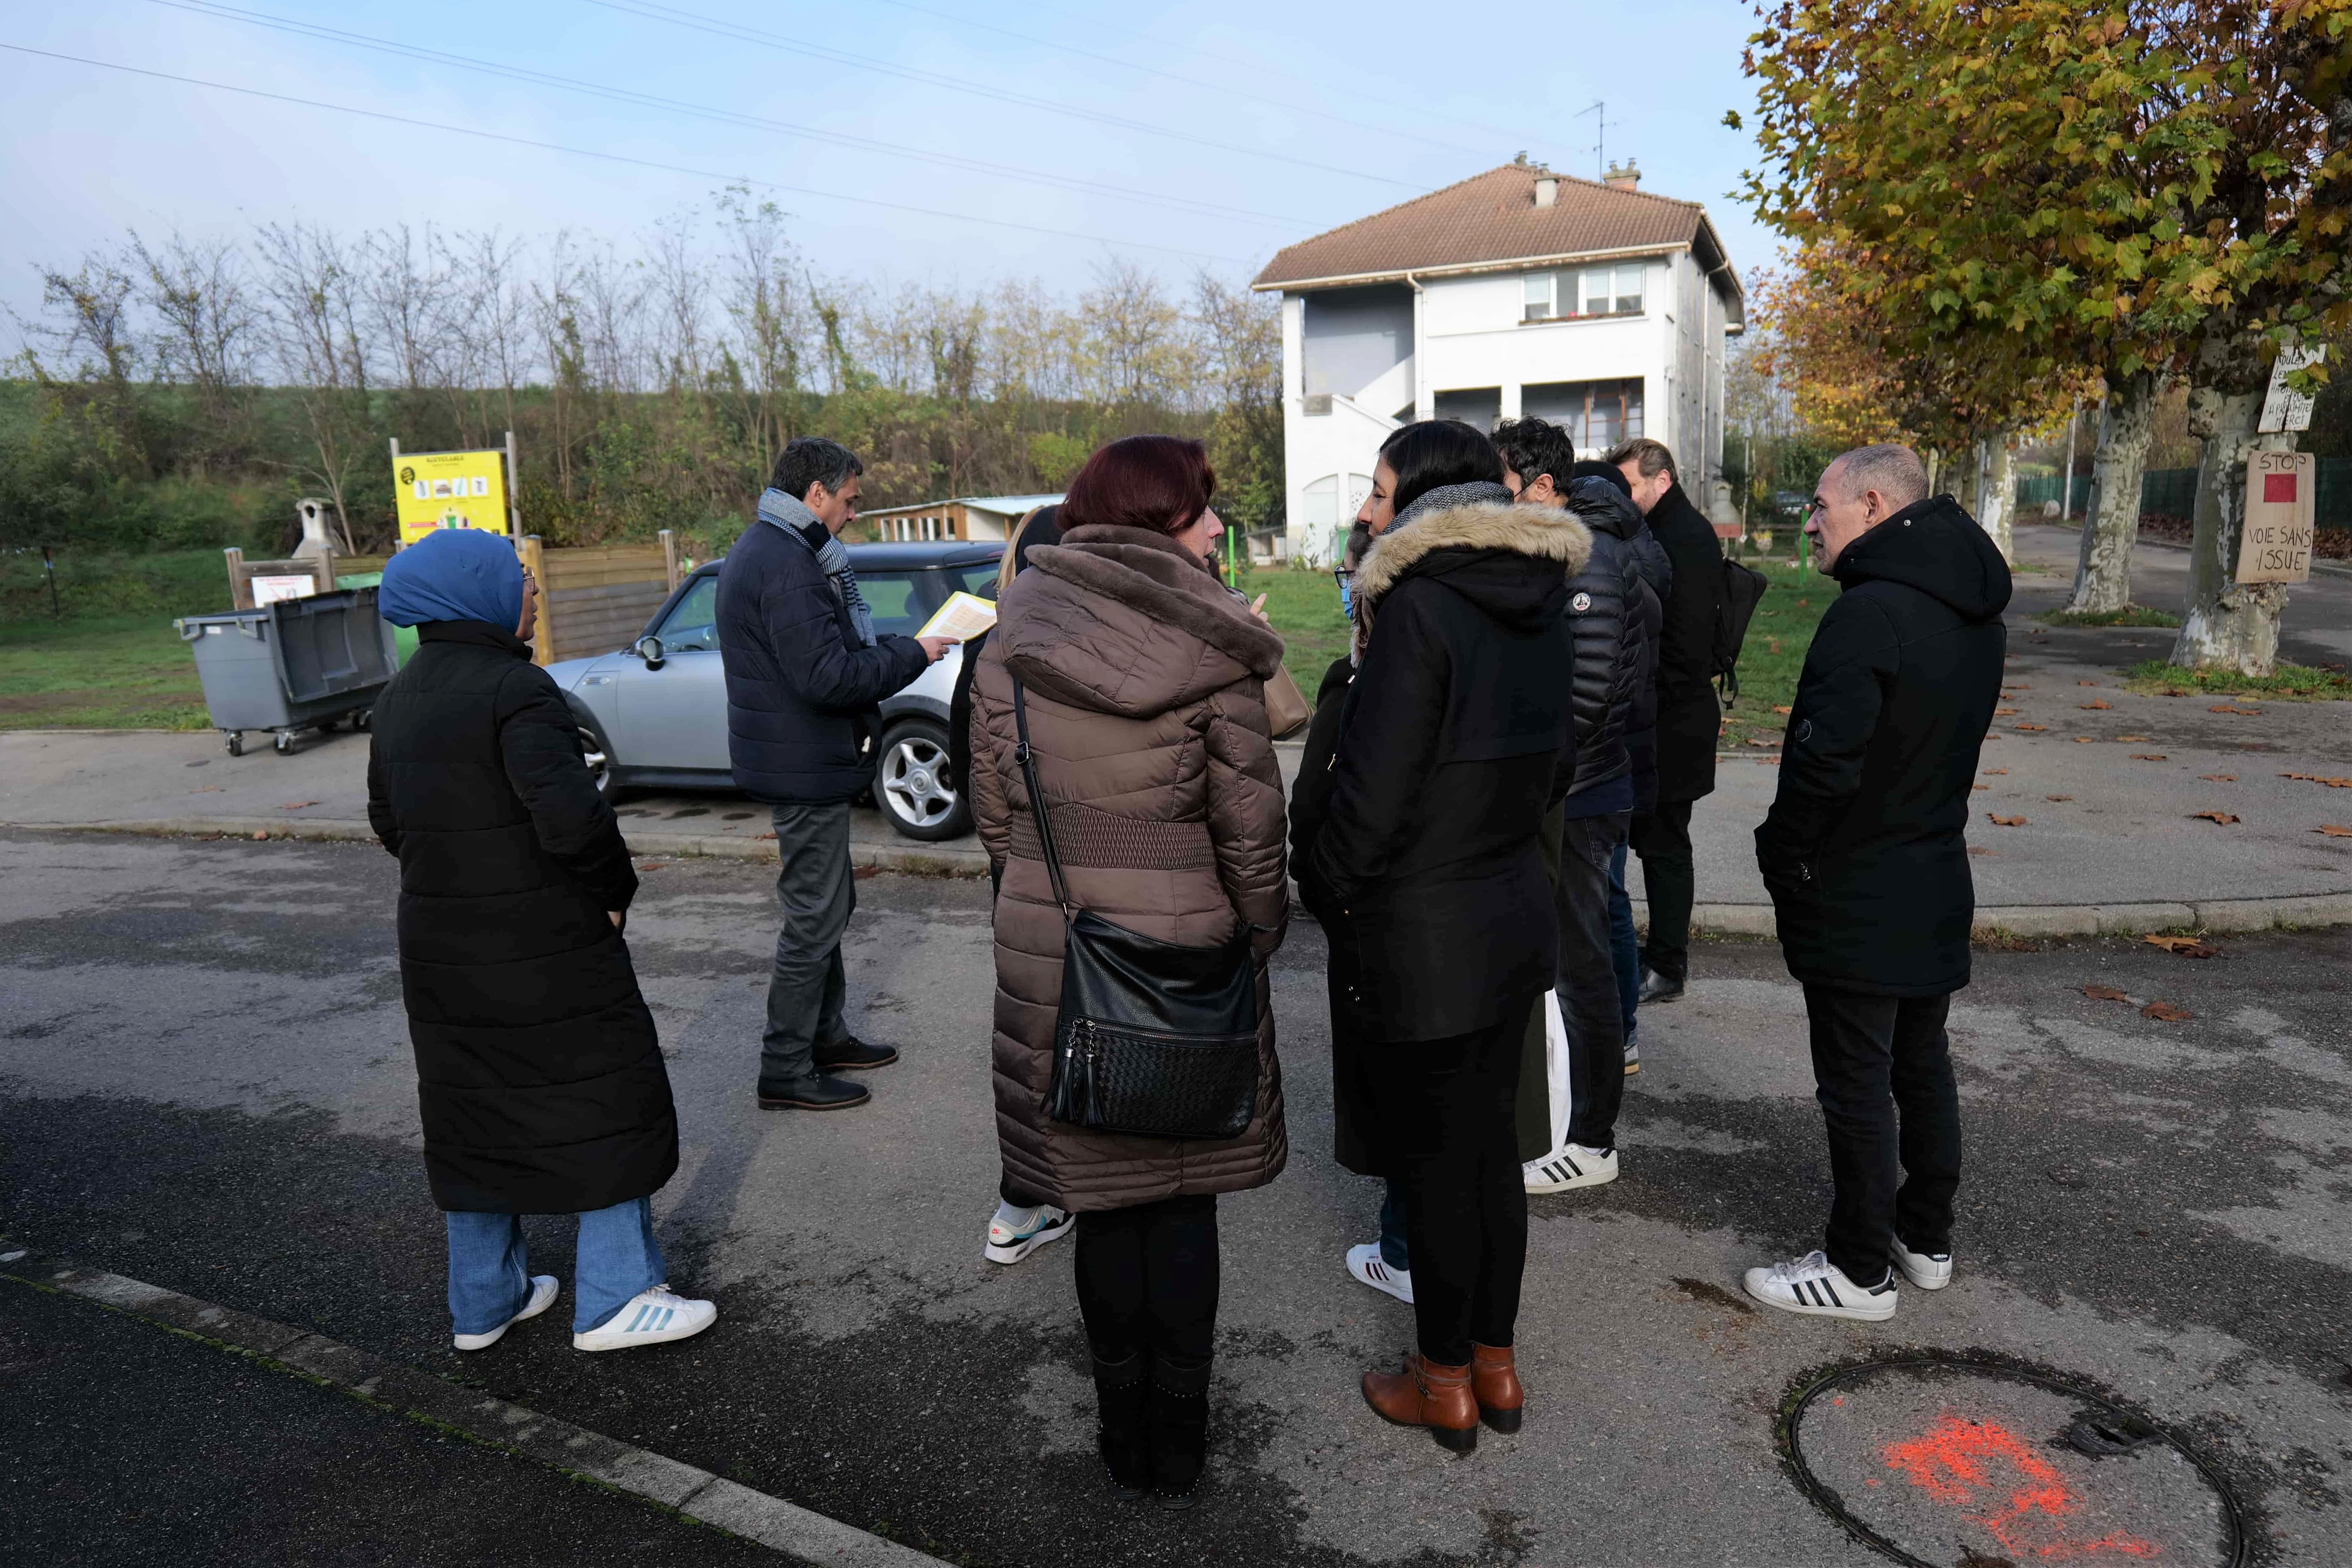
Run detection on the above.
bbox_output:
[367,619,677,1214]
[1557,477,1648,802]
[1756,496,2012,996]
[1625,528,1671,813]
[1644,482,1726,804]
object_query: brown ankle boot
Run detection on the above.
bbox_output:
[1471,1344,1523,1433]
[1361,1354,1479,1452]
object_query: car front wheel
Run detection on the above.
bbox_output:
[874,719,969,841]
[577,723,618,801]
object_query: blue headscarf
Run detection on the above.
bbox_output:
[379,530,524,630]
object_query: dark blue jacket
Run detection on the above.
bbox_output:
[716,517,929,804]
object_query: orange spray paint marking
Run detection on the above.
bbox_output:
[1884,1414,2160,1560]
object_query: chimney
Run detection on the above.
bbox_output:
[1534,176,1559,208]
[1604,159,1641,191]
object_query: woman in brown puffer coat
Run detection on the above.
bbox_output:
[968,434,1289,1510]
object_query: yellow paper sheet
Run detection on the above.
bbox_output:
[917,590,999,641]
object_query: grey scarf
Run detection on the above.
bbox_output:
[758,486,875,647]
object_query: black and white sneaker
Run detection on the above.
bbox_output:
[1743,1250,1898,1321]
[1523,1143,1617,1193]
[1893,1238,1953,1291]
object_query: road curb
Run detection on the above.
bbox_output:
[1,816,990,877]
[14,817,2351,936]
[0,1247,940,1567]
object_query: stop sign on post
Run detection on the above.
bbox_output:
[2236,451,2316,585]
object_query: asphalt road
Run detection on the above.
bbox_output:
[3,829,2349,1566]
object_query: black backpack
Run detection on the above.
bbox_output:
[1713,557,1771,703]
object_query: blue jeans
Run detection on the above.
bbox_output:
[1608,842,1639,1039]
[446,1197,665,1336]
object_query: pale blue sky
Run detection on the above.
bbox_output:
[3,0,1776,324]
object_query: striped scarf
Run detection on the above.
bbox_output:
[758,486,876,647]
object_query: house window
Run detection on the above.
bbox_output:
[1523,272,1557,323]
[1522,378,1644,453]
[1525,263,1647,322]
[1433,387,1503,431]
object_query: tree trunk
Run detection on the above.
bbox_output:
[2066,373,2155,615]
[2171,334,2289,674]
[1977,438,2015,562]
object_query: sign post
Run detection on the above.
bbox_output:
[2235,450,2316,586]
[390,437,515,546]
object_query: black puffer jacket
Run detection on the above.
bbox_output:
[1756,496,2012,996]
[367,619,677,1215]
[1556,477,1648,802]
[1625,528,1671,813]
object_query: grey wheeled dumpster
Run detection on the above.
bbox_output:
[176,587,401,755]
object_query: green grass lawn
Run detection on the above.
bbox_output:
[1,549,240,730]
[1246,553,1830,752]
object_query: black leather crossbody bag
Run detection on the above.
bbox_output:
[1011,678,1260,1140]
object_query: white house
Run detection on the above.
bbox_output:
[1252,159,1743,563]
[855,493,1063,543]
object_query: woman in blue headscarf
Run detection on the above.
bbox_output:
[368,529,718,1355]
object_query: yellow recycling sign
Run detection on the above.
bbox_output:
[393,448,511,544]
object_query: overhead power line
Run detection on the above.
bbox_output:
[143,0,1315,231]
[574,0,1427,192]
[0,44,1257,264]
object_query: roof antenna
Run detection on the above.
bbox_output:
[1574,101,1622,182]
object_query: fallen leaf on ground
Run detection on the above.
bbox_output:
[754,832,777,840]
[1968,846,1993,856]
[1746,737,1774,747]
[277,801,318,810]
[2189,810,2240,824]
[2082,985,2129,1002]
[2318,824,2352,838]
[1987,814,2029,827]
[2130,753,2168,761]
[2162,687,2191,697]
[1983,768,2008,775]
[1762,757,1780,765]
[636,861,665,871]
[1972,784,1989,792]
[2015,723,2049,732]
[2117,734,2151,741]
[251,830,269,841]
[2201,774,2236,782]
[1994,707,2020,716]
[2046,795,2074,801]
[1772,705,1794,714]
[2141,1001,2196,1022]
[2077,680,2100,687]
[2210,703,2262,715]
[2281,772,2352,788]
[1767,639,1782,653]
[2144,934,2219,958]
[2079,699,2112,710]
[2072,736,2095,743]
[2005,683,2033,690]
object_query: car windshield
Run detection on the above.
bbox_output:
[657,577,720,651]
[957,563,1002,601]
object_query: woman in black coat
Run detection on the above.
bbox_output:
[1302,420,1587,1451]
[368,529,715,1356]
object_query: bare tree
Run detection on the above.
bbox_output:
[129,231,258,470]
[252,222,370,550]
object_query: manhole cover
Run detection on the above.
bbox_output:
[1783,1353,2245,1568]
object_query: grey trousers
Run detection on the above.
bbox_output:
[762,801,854,1086]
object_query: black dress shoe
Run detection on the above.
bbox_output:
[755,1074,871,1110]
[812,1035,900,1071]
[1637,967,1685,1004]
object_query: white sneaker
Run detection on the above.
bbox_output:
[1623,1027,1641,1076]
[453,1274,558,1351]
[1344,1242,1414,1304]
[573,1284,718,1351]
[1524,1144,1617,1193]
[1893,1238,1953,1291]
[1743,1250,1898,1321]
[984,1203,1074,1266]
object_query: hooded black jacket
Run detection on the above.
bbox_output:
[1306,496,1589,1049]
[1756,495,2012,996]
[1644,482,1726,804]
[1558,476,1648,808]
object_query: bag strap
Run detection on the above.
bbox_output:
[1010,677,1074,917]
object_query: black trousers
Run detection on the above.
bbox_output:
[1074,1195,1219,1367]
[1803,986,1963,1285]
[1557,812,1628,1151]
[1362,999,1535,1368]
[1630,799,1696,984]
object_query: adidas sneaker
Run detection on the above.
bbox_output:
[1743,1250,1898,1321]
[1893,1237,1953,1291]
[1523,1144,1617,1194]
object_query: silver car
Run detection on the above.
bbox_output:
[548,541,1004,841]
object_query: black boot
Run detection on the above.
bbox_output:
[1150,1354,1211,1509]
[1091,1350,1151,1501]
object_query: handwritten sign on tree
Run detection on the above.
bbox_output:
[2235,452,2315,586]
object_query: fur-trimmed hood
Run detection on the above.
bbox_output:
[1353,500,1594,659]
[997,523,1287,719]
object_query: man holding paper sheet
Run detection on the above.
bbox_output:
[717,437,952,1112]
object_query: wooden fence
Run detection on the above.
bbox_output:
[515,533,682,666]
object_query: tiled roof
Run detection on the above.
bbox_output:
[1253,163,1732,290]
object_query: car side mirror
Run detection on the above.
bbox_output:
[635,634,666,671]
